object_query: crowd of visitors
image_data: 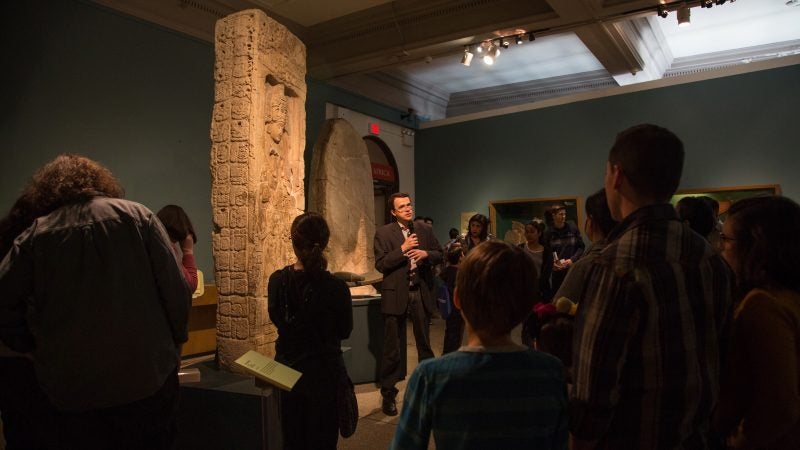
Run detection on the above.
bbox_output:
[2,122,798,450]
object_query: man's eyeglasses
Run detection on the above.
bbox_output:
[395,203,413,211]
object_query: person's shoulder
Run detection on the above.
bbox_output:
[411,353,454,376]
[376,222,397,234]
[323,272,350,291]
[568,253,595,272]
[738,288,799,315]
[93,197,159,225]
[268,266,291,283]
[98,196,150,213]
[516,349,565,373]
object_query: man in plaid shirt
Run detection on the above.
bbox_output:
[570,124,733,449]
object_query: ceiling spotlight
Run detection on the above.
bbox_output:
[476,41,487,53]
[700,0,713,7]
[483,43,500,65]
[501,39,509,49]
[528,31,535,42]
[677,4,691,27]
[657,4,669,18]
[461,47,473,66]
[516,34,523,45]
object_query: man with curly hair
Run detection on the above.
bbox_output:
[0,154,191,449]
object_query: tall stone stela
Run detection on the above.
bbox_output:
[210,9,306,369]
[308,119,377,296]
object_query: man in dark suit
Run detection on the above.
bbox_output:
[374,192,442,416]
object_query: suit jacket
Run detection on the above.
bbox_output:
[374,220,442,315]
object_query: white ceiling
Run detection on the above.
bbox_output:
[657,0,800,57]
[390,1,800,109]
[95,0,800,121]
[394,33,606,94]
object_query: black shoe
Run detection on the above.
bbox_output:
[382,396,398,416]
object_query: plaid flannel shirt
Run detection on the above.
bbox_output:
[570,204,733,449]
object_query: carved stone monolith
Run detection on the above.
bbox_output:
[308,119,377,296]
[210,9,306,369]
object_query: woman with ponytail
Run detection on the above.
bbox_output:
[267,212,354,449]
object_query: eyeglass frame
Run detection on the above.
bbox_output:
[394,202,413,212]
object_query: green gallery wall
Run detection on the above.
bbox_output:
[3,0,799,273]
[415,64,800,243]
[0,0,409,280]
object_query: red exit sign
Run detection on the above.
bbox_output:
[369,123,380,135]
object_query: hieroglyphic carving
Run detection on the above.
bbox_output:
[308,119,377,296]
[211,9,306,370]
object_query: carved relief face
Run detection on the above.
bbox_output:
[266,85,287,143]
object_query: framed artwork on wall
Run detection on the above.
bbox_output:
[489,197,583,246]
[671,184,781,221]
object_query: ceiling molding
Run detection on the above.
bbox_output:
[665,40,800,77]
[306,0,558,79]
[91,0,226,42]
[611,16,673,85]
[422,54,800,129]
[446,70,616,117]
[92,0,678,80]
[329,71,450,120]
[88,0,800,123]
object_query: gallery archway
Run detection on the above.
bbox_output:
[364,135,399,227]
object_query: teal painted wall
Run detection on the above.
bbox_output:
[5,1,798,272]
[1,0,216,277]
[0,0,409,280]
[415,64,800,243]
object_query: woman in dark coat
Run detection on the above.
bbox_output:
[267,212,353,450]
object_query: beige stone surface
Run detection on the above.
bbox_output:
[308,119,377,296]
[210,9,306,370]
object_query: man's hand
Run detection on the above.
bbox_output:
[406,249,428,263]
[401,234,419,253]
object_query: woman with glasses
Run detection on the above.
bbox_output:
[713,196,800,450]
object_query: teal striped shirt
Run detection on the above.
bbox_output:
[390,347,568,450]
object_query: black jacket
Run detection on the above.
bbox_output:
[374,221,442,315]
